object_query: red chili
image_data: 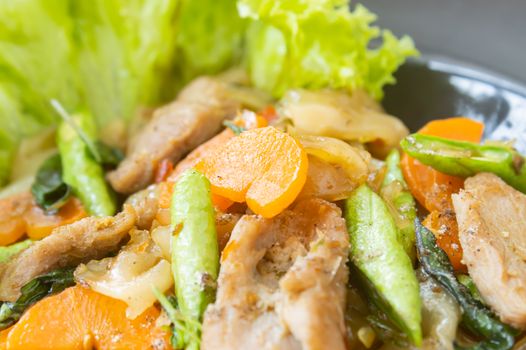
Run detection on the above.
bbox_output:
[260,105,278,122]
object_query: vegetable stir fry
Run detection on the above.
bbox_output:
[0,1,524,350]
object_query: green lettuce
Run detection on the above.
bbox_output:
[240,0,418,98]
[70,0,180,123]
[175,0,247,82]
[0,0,181,186]
[0,0,417,188]
[0,0,79,185]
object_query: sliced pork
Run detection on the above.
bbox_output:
[201,198,349,350]
[0,206,136,301]
[452,172,526,328]
[108,77,240,194]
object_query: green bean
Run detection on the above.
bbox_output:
[400,134,526,193]
[345,184,422,346]
[171,169,219,350]
[457,274,483,303]
[415,219,516,350]
[57,111,116,216]
[380,149,417,260]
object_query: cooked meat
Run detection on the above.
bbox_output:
[0,206,136,301]
[452,173,526,328]
[108,77,240,194]
[202,198,349,350]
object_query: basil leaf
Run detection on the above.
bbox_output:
[31,154,71,214]
[96,141,124,168]
[0,268,75,330]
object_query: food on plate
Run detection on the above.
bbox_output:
[0,0,524,349]
[452,173,526,328]
[202,199,349,350]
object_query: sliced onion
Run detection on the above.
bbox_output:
[151,225,171,260]
[75,229,174,319]
[299,134,371,181]
[281,89,408,157]
[418,271,461,350]
[379,270,461,350]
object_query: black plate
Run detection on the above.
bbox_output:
[382,56,526,152]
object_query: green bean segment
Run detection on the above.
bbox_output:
[401,133,526,193]
[345,184,422,346]
[170,169,219,350]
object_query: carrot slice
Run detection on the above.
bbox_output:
[5,286,169,350]
[0,194,32,246]
[168,112,268,182]
[159,112,269,216]
[0,193,88,244]
[25,198,87,240]
[401,117,484,270]
[0,327,12,350]
[423,210,464,270]
[260,105,278,122]
[197,126,308,218]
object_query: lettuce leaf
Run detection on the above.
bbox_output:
[0,0,80,186]
[0,0,417,188]
[239,0,418,98]
[0,0,180,186]
[70,0,180,123]
[175,0,247,82]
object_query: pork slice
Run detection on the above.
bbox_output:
[108,77,240,194]
[202,198,349,350]
[452,172,526,328]
[0,206,136,301]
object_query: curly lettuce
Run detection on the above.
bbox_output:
[175,0,247,82]
[240,0,418,98]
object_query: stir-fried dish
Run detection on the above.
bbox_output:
[0,1,525,349]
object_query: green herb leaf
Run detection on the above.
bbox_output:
[31,153,71,214]
[153,287,201,350]
[223,120,246,135]
[95,142,124,168]
[0,268,75,330]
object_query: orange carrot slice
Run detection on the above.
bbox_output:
[159,112,269,216]
[401,117,484,270]
[168,112,268,182]
[0,327,12,350]
[0,194,88,244]
[0,193,32,246]
[197,126,308,218]
[25,198,87,240]
[423,210,464,270]
[5,286,169,350]
[260,105,278,123]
